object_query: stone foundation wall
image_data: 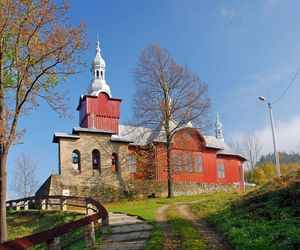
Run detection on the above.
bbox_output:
[127,179,235,199]
[36,174,236,202]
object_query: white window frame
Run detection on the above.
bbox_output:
[185,155,192,172]
[195,155,203,173]
[173,154,182,172]
[217,162,225,179]
[128,156,137,173]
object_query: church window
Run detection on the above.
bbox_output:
[72,150,80,172]
[96,70,99,78]
[173,154,182,172]
[92,149,101,172]
[101,71,103,78]
[217,162,225,179]
[128,156,137,173]
[185,155,192,172]
[195,155,203,173]
[112,153,120,174]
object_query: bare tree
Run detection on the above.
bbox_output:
[133,45,211,198]
[0,0,87,241]
[10,154,38,199]
[242,134,262,171]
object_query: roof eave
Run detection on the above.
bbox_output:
[53,133,80,143]
[72,127,114,135]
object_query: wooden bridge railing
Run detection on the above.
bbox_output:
[0,195,109,250]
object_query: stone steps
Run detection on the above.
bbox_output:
[97,212,153,250]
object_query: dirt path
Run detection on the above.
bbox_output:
[155,205,180,250]
[155,204,232,250]
[176,204,232,250]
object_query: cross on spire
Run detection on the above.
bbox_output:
[215,112,224,141]
[91,112,95,129]
[87,34,112,97]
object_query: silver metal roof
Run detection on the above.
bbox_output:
[53,124,245,160]
[53,132,80,143]
[72,127,114,134]
[118,124,245,159]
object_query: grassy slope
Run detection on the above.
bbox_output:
[192,173,300,250]
[7,210,84,240]
[105,192,244,249]
[9,173,299,250]
[7,210,86,249]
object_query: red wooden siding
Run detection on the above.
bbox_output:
[78,92,121,134]
[129,127,244,189]
[217,155,244,189]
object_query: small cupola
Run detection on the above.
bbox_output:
[215,112,224,141]
[87,36,111,97]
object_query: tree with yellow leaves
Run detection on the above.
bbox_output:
[0,0,87,241]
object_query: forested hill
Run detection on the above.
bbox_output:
[257,152,300,166]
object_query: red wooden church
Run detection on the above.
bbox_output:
[47,39,246,198]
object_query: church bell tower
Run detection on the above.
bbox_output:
[215,112,224,141]
[77,37,121,134]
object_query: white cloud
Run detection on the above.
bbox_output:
[230,115,300,155]
[219,6,235,19]
[230,67,293,109]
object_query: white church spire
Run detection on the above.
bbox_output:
[88,35,111,97]
[215,112,224,141]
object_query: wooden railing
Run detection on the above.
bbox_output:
[0,195,109,250]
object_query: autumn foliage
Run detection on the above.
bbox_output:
[245,162,300,185]
[0,0,87,241]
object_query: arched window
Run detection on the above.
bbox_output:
[101,71,103,78]
[72,150,80,172]
[112,153,119,174]
[92,149,101,173]
[96,70,99,78]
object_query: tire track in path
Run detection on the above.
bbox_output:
[176,204,232,250]
[155,205,180,250]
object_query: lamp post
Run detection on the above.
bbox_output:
[258,96,281,175]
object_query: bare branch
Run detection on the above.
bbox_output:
[132,44,211,197]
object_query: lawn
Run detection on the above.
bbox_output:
[7,210,86,249]
[7,210,85,240]
[7,173,299,250]
[191,174,300,250]
[106,175,299,250]
[104,191,244,249]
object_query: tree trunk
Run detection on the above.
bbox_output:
[166,134,173,198]
[0,36,7,242]
[0,151,8,242]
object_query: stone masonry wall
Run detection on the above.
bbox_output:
[127,180,236,199]
[36,174,236,202]
[37,131,238,202]
[59,132,129,184]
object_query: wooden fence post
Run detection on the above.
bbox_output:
[101,216,109,233]
[84,222,95,249]
[16,201,21,211]
[61,198,67,211]
[47,237,61,250]
[41,199,46,210]
[7,202,13,211]
[24,200,29,210]
[86,203,93,215]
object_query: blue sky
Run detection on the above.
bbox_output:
[7,0,300,196]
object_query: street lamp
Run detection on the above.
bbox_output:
[258,96,281,175]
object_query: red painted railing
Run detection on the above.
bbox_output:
[0,195,109,250]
